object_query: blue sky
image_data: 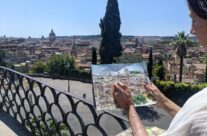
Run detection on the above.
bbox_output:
[0,0,191,38]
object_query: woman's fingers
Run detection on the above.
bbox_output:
[144,84,159,93]
[144,84,153,92]
[113,83,121,92]
[117,83,130,95]
[113,83,130,98]
[117,82,128,90]
[114,83,127,93]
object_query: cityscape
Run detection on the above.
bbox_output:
[0,0,206,136]
[0,33,205,84]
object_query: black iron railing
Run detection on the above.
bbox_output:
[0,66,128,136]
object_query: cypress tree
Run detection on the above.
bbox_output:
[157,59,165,80]
[99,0,122,64]
[147,48,153,80]
[158,59,163,66]
[92,47,97,64]
[0,49,6,66]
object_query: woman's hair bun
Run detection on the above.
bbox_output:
[188,0,207,19]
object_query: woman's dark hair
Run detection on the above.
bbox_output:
[187,0,207,19]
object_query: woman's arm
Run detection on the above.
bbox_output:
[127,105,148,136]
[113,83,148,136]
[160,97,181,117]
[144,84,181,117]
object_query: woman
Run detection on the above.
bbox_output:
[113,0,207,135]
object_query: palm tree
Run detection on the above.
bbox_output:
[170,31,193,82]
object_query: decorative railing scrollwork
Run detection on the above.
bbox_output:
[0,66,128,136]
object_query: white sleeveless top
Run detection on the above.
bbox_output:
[162,87,207,136]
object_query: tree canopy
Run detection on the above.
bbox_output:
[170,31,193,82]
[99,0,122,64]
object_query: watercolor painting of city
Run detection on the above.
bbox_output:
[92,62,156,111]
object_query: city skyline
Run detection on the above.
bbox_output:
[0,0,191,38]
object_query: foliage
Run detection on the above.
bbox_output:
[15,64,29,73]
[31,61,46,74]
[152,39,172,46]
[191,83,207,91]
[27,117,68,136]
[147,48,153,80]
[29,55,92,80]
[99,0,122,64]
[132,94,147,105]
[0,49,6,66]
[154,80,207,106]
[170,31,193,82]
[114,53,142,64]
[92,47,97,64]
[130,71,141,75]
[0,49,6,58]
[46,55,75,76]
[71,69,91,79]
[153,59,165,80]
[170,32,193,53]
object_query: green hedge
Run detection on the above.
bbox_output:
[154,80,207,106]
[31,61,45,74]
[70,69,91,80]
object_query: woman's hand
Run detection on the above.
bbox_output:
[114,83,148,136]
[144,83,168,108]
[144,83,181,116]
[113,82,133,112]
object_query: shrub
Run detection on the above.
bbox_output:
[154,80,207,106]
[31,61,46,74]
[71,69,91,79]
[27,117,68,136]
[46,55,75,76]
[114,53,142,64]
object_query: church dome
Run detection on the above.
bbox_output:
[49,29,56,43]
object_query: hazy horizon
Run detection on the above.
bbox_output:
[0,34,185,39]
